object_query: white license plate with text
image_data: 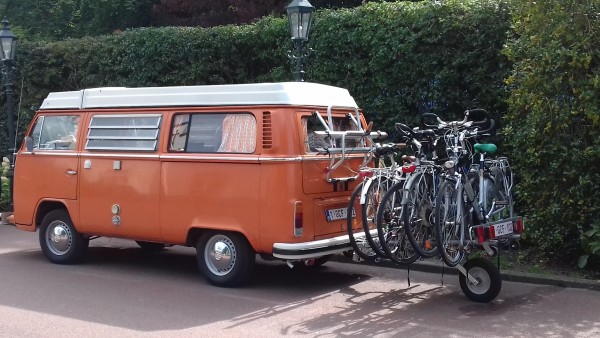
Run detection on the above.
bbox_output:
[326,207,355,222]
[493,220,514,237]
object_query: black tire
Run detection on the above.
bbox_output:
[488,163,514,221]
[376,181,419,264]
[459,258,502,303]
[435,180,465,267]
[313,254,332,267]
[361,176,391,258]
[293,254,333,268]
[39,209,89,264]
[403,172,439,258]
[196,231,255,287]
[347,182,381,261]
[135,240,166,252]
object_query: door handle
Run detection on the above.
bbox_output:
[66,170,77,175]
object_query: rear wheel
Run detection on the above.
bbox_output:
[39,209,89,264]
[435,180,465,267]
[135,241,166,252]
[403,172,439,258]
[196,231,255,287]
[313,254,332,267]
[459,258,502,303]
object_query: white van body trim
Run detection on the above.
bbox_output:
[40,82,359,110]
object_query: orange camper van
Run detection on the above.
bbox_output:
[14,82,382,286]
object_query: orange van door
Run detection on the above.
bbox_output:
[77,113,162,240]
[14,114,81,226]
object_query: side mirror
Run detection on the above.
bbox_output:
[25,136,34,152]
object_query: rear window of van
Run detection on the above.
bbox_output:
[303,115,360,153]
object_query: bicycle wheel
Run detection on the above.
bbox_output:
[361,175,392,258]
[376,181,419,264]
[435,179,466,267]
[347,182,380,261]
[488,159,514,221]
[403,172,439,258]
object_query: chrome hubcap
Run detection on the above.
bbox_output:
[205,235,236,276]
[467,267,491,295]
[46,221,72,256]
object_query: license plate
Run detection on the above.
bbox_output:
[325,207,355,222]
[493,220,514,237]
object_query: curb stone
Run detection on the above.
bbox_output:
[331,254,600,291]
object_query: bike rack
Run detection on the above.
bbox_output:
[311,105,387,183]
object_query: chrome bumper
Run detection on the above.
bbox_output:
[272,233,352,259]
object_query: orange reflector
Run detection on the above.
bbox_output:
[424,240,432,250]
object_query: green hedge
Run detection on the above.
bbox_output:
[8,0,510,144]
[504,0,600,267]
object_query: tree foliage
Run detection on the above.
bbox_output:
[0,0,157,40]
[0,0,403,41]
[504,0,600,266]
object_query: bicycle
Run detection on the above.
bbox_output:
[347,142,411,261]
[375,123,440,264]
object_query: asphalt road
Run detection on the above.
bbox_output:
[1,223,599,337]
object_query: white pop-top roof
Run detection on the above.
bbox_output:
[40,82,359,110]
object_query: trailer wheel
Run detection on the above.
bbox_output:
[459,258,502,303]
[196,231,255,287]
[39,209,89,264]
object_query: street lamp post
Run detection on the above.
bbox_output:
[0,19,17,211]
[286,0,315,82]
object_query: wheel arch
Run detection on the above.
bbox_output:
[186,227,256,253]
[35,200,69,231]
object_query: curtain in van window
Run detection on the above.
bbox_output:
[217,114,256,153]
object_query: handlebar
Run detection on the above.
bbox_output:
[394,122,414,138]
[465,109,491,127]
[475,118,496,136]
[421,113,444,128]
[420,109,493,130]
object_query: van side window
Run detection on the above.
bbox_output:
[169,113,256,154]
[85,114,161,151]
[302,115,359,153]
[29,115,80,150]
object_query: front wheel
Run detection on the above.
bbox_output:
[376,181,419,265]
[196,231,255,287]
[459,258,502,303]
[39,209,89,264]
[347,182,380,261]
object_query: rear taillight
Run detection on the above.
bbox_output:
[359,169,373,178]
[514,218,524,233]
[476,226,487,243]
[294,201,303,237]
